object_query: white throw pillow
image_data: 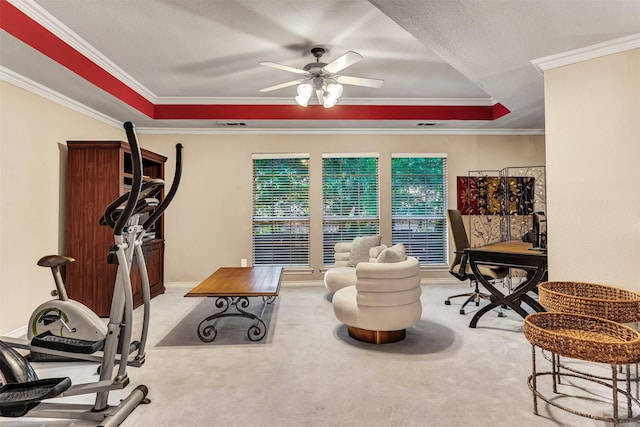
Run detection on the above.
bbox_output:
[376,243,407,263]
[348,235,382,267]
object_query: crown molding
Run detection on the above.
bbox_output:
[7,0,157,102]
[136,126,545,136]
[0,66,121,128]
[531,33,640,74]
[154,96,498,106]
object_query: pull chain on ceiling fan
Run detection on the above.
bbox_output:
[259,47,384,108]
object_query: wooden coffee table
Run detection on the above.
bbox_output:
[184,266,283,342]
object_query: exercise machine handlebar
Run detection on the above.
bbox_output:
[143,143,183,231]
[99,179,164,229]
[115,122,143,237]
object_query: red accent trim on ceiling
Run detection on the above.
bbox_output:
[0,0,154,117]
[1,0,510,122]
[153,104,506,121]
[491,103,510,119]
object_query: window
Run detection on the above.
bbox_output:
[252,154,310,266]
[391,154,448,265]
[322,154,379,265]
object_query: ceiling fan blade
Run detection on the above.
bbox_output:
[322,51,363,74]
[259,61,307,75]
[259,79,306,93]
[335,75,384,88]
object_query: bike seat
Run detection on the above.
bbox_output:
[37,255,75,268]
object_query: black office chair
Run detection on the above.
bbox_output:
[445,209,508,314]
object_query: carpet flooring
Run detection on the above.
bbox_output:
[2,281,634,426]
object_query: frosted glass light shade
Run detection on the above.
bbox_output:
[295,83,313,107]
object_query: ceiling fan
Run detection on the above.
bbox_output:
[259,47,384,107]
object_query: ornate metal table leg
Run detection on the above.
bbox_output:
[197,297,234,342]
[242,295,277,341]
[196,296,277,342]
[233,297,266,341]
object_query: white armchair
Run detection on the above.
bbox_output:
[332,247,422,344]
[323,241,386,293]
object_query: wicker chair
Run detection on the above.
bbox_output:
[538,281,640,324]
[524,312,640,424]
[523,282,640,424]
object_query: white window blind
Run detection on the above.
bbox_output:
[322,154,379,265]
[391,154,448,265]
[252,154,310,266]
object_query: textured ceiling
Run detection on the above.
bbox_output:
[1,0,639,133]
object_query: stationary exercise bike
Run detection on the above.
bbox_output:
[0,121,156,425]
[28,255,107,343]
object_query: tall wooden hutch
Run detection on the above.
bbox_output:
[66,141,167,316]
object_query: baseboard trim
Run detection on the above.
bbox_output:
[4,325,27,338]
[165,282,199,288]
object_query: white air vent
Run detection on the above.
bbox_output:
[216,122,247,127]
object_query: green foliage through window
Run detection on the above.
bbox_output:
[252,154,447,268]
[391,156,447,265]
[322,156,380,264]
[252,156,310,266]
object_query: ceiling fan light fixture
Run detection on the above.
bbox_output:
[297,83,313,97]
[295,94,310,107]
[295,83,313,107]
[260,47,382,108]
[326,83,343,98]
[322,95,338,108]
[322,82,342,108]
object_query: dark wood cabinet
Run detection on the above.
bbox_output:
[66,141,167,316]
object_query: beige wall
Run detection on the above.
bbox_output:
[145,132,544,284]
[545,48,640,290]
[0,80,545,334]
[0,82,124,334]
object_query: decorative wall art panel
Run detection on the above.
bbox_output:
[457,176,535,216]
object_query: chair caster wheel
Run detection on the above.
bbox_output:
[459,309,465,315]
[498,312,506,318]
[475,301,480,306]
[444,300,451,305]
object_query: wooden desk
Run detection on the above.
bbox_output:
[465,241,547,328]
[185,267,283,342]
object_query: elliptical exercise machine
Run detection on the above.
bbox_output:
[0,122,180,425]
[25,178,163,364]
[26,178,165,348]
[2,131,183,368]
